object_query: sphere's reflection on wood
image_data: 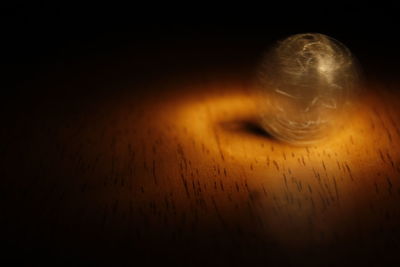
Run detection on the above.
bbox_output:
[2,56,400,266]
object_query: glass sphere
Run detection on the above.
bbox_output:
[258,33,360,145]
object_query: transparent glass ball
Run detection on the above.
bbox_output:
[258,33,360,145]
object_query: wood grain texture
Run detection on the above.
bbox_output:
[2,55,400,266]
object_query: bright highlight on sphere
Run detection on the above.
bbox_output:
[258,33,360,145]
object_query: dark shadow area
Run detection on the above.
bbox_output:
[219,118,274,139]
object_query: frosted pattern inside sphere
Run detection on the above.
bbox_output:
[258,33,360,144]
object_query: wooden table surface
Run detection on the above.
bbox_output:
[2,43,400,266]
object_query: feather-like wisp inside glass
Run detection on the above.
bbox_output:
[258,33,360,145]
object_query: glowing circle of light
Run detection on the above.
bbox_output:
[258,33,360,145]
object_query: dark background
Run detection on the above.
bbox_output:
[3,3,400,90]
[2,3,400,266]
